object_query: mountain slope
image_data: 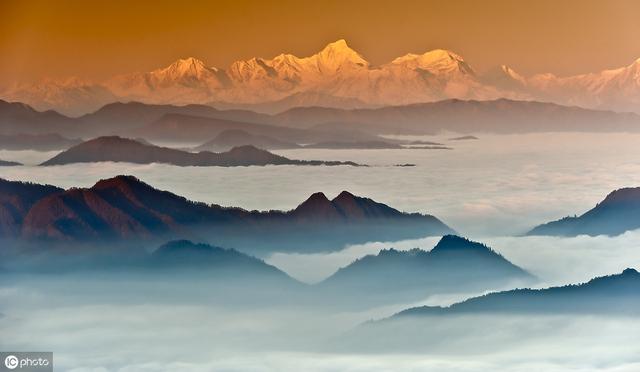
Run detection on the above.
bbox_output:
[194,129,300,152]
[130,112,379,144]
[318,235,533,305]
[0,99,78,135]
[150,240,293,280]
[395,268,640,317]
[277,99,640,132]
[13,176,453,254]
[40,136,357,167]
[0,179,63,236]
[0,133,80,151]
[0,160,21,166]
[528,187,640,236]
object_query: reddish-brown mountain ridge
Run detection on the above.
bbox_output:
[1,176,453,254]
[0,179,63,236]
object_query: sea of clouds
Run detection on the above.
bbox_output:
[2,132,640,371]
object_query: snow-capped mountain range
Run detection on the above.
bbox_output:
[2,39,640,116]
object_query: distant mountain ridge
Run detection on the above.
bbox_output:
[40,136,358,167]
[2,175,453,254]
[194,129,300,152]
[3,39,640,116]
[0,133,80,151]
[528,187,640,236]
[3,99,640,141]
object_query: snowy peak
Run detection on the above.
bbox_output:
[481,64,527,91]
[498,65,525,81]
[5,38,640,116]
[390,49,474,75]
[228,57,277,82]
[313,39,369,72]
[154,57,218,80]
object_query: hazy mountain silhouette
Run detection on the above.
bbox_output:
[210,91,373,114]
[40,136,358,167]
[0,133,80,151]
[193,129,402,151]
[395,268,640,317]
[449,135,478,141]
[303,140,402,149]
[0,100,378,144]
[149,240,295,280]
[132,112,378,144]
[318,235,534,306]
[278,99,640,133]
[4,99,640,143]
[528,187,640,236]
[340,268,640,353]
[79,102,275,138]
[194,129,300,152]
[0,99,77,135]
[0,179,63,236]
[11,176,453,254]
[0,160,21,166]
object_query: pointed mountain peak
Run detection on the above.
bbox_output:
[315,39,369,70]
[292,192,340,218]
[302,191,331,204]
[156,57,217,79]
[431,235,490,253]
[323,39,350,51]
[333,190,356,202]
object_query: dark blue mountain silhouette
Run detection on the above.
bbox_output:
[396,268,640,317]
[528,187,640,236]
[317,235,534,306]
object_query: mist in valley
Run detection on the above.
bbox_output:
[1,133,640,371]
[3,133,640,236]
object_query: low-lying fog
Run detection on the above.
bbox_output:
[1,275,639,372]
[268,232,640,285]
[3,133,640,236]
[2,132,640,371]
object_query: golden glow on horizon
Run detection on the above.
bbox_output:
[1,0,639,85]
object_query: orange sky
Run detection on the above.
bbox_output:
[1,0,640,85]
